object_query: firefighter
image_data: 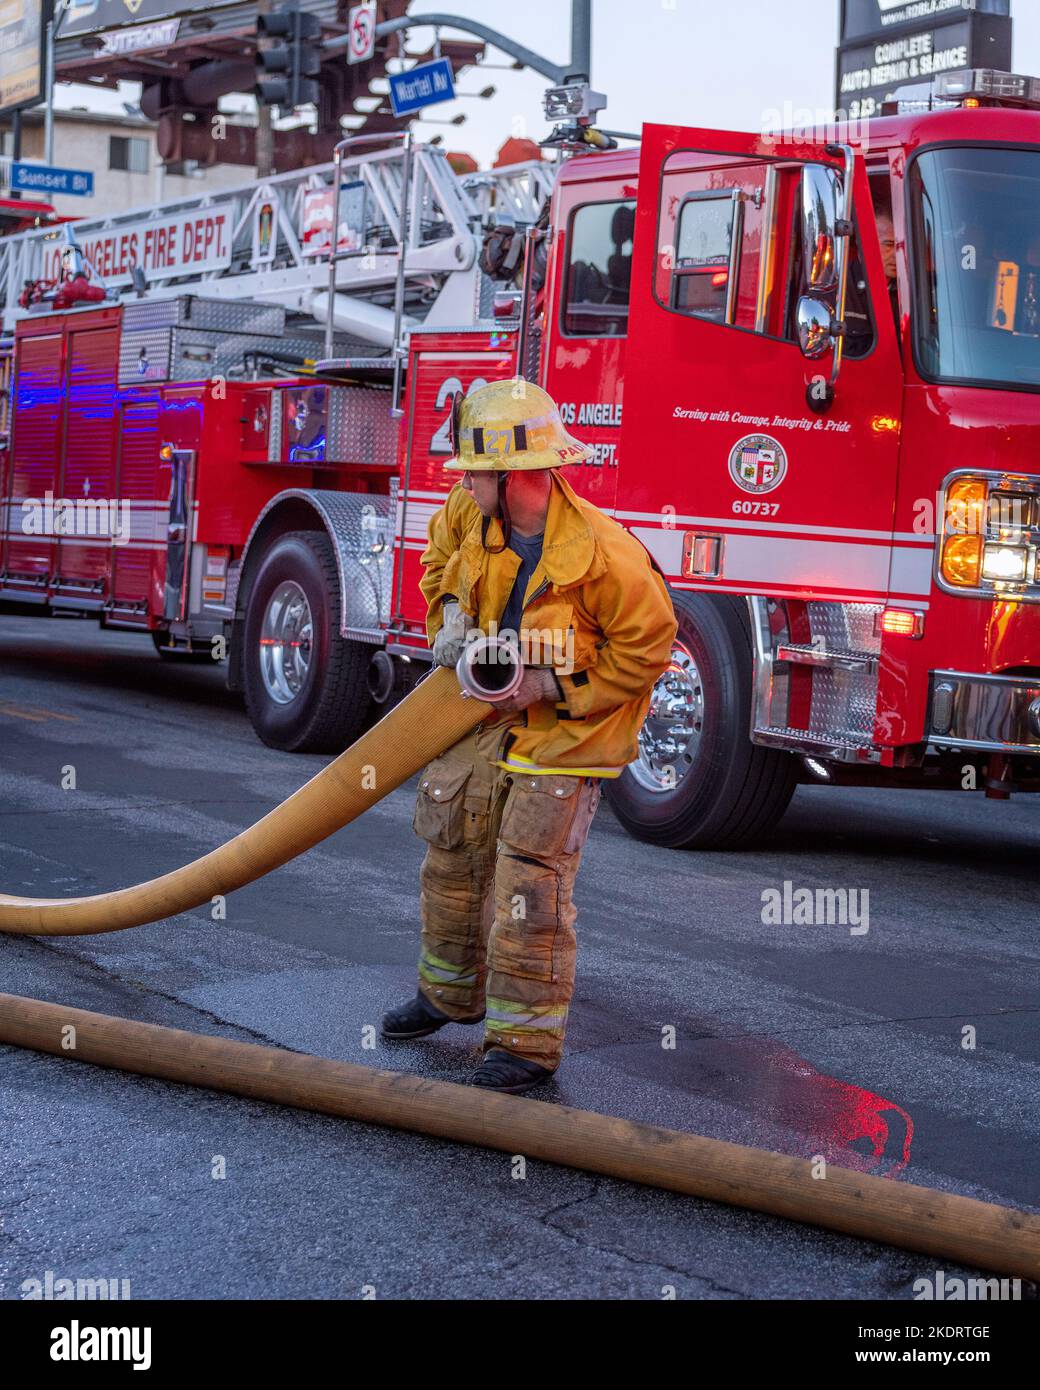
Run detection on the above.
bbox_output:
[380,378,677,1093]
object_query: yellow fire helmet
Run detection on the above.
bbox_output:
[444,377,594,472]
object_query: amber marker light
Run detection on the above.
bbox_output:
[941,477,987,587]
[945,476,987,534]
[942,533,983,586]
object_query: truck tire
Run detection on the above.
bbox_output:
[604,593,798,849]
[242,530,372,753]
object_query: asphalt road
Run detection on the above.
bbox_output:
[0,613,1037,1301]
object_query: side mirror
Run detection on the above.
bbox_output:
[800,164,843,293]
[796,297,834,358]
[796,146,855,404]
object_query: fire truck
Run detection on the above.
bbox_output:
[2,69,1039,850]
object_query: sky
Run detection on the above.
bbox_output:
[376,0,1040,166]
[54,0,1040,169]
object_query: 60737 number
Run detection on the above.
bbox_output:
[732,500,780,516]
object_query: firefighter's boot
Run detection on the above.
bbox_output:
[466,1047,554,1093]
[380,991,484,1041]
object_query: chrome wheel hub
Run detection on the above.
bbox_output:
[630,642,704,792]
[259,580,313,705]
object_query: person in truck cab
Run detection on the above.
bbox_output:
[380,378,677,1093]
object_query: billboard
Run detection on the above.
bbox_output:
[62,0,237,38]
[841,0,1010,42]
[0,0,48,117]
[836,11,1013,116]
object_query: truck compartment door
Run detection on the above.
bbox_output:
[2,333,63,592]
[55,325,121,598]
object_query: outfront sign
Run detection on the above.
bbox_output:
[836,12,1012,116]
[98,17,181,55]
[12,162,94,197]
[388,57,456,117]
[841,0,1010,42]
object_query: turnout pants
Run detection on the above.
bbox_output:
[412,724,601,1070]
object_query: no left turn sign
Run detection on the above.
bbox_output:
[347,1,377,64]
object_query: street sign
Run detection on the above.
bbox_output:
[0,0,46,118]
[836,11,1012,117]
[347,1,376,65]
[388,56,456,117]
[11,162,95,198]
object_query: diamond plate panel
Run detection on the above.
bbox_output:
[806,600,881,656]
[122,296,286,336]
[806,602,882,740]
[327,386,399,466]
[120,328,328,385]
[119,325,173,384]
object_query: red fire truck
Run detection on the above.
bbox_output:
[2,69,1039,849]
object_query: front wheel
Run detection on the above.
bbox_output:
[243,530,372,752]
[605,593,797,849]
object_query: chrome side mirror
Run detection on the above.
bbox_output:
[800,163,843,293]
[796,296,834,358]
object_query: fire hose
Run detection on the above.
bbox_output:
[0,662,489,936]
[0,650,1037,1279]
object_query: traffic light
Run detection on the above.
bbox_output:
[256,4,323,109]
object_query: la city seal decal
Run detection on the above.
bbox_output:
[729,433,787,494]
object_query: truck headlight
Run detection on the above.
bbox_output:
[981,543,1029,581]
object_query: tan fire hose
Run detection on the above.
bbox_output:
[0,662,1037,1278]
[0,992,1036,1280]
[0,665,489,935]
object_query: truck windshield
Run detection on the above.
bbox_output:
[910,147,1040,391]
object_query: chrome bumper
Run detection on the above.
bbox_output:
[928,670,1040,755]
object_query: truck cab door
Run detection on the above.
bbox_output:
[616,124,911,613]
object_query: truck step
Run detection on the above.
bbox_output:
[754,724,877,762]
[775,642,878,673]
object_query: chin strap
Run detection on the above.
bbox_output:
[480,473,512,553]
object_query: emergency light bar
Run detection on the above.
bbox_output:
[934,69,1040,111]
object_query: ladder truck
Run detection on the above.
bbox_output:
[2,69,1040,850]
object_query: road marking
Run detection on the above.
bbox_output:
[0,704,77,723]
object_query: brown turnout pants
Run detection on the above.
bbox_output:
[413,725,601,1070]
